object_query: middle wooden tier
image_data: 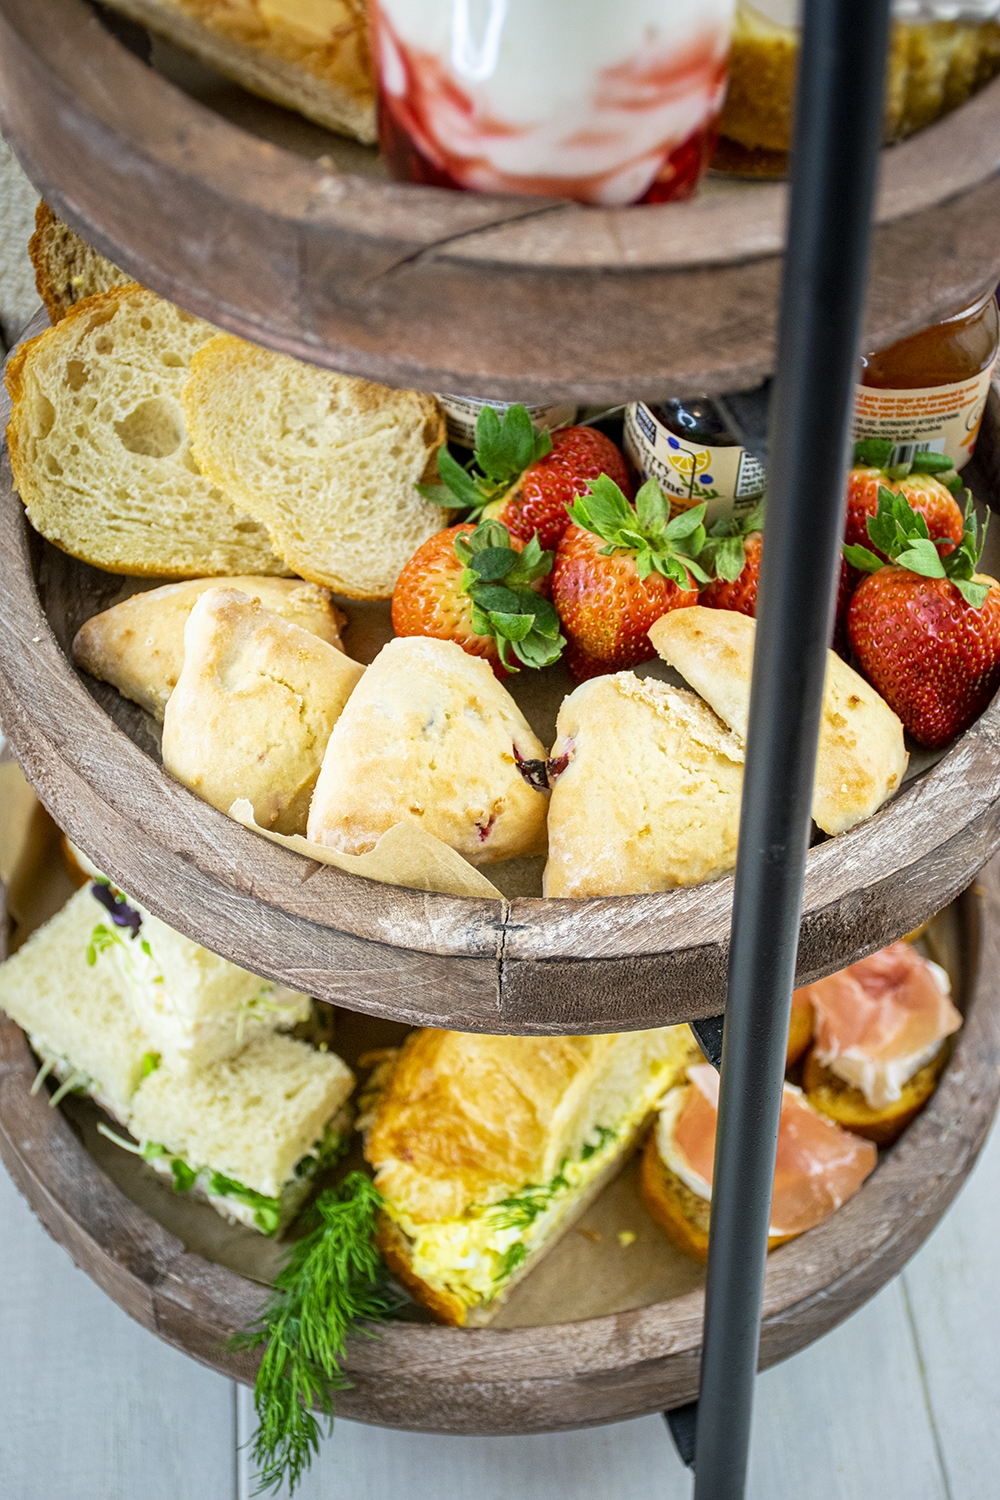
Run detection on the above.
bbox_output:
[4,372,1000,1034]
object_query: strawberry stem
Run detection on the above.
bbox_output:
[456,520,564,670]
[845,485,990,609]
[569,476,709,588]
[417,405,552,514]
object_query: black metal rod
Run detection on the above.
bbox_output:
[692,2,892,1495]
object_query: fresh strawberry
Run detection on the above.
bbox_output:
[846,488,1000,747]
[418,404,631,552]
[846,440,965,560]
[552,475,705,679]
[391,520,564,676]
[699,502,764,616]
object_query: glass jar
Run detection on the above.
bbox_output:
[623,397,765,522]
[853,290,1000,470]
[436,393,578,449]
[370,0,735,205]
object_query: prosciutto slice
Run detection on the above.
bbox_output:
[796,942,961,1067]
[670,1065,877,1237]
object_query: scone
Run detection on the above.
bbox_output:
[73,576,347,721]
[648,606,907,836]
[182,335,449,599]
[307,636,549,866]
[543,673,745,899]
[161,588,364,834]
[5,285,288,578]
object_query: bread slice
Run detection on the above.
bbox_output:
[28,202,134,324]
[638,1131,790,1264]
[543,672,745,899]
[364,1024,700,1325]
[162,587,364,834]
[182,334,448,599]
[127,1031,355,1233]
[307,636,549,866]
[801,1045,947,1147]
[73,575,347,721]
[102,0,376,142]
[5,285,289,578]
[648,606,908,837]
[101,891,311,1072]
[0,886,152,1121]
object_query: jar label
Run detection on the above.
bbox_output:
[623,402,766,524]
[852,363,995,471]
[437,394,578,449]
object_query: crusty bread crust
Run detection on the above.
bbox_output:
[639,1131,792,1264]
[802,1046,946,1146]
[103,0,376,142]
[28,202,134,324]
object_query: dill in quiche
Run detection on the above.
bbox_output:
[232,1172,396,1495]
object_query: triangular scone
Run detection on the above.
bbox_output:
[5,285,288,577]
[307,637,549,866]
[182,335,449,599]
[648,607,908,836]
[74,576,347,721]
[162,588,364,835]
[543,674,745,898]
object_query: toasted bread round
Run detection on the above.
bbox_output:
[786,1000,814,1070]
[6,285,289,578]
[802,1045,947,1146]
[639,1132,793,1264]
[182,334,449,599]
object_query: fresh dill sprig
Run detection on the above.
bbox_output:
[231,1172,395,1496]
[490,1159,570,1229]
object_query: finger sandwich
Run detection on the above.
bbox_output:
[87,881,312,1072]
[363,1024,700,1326]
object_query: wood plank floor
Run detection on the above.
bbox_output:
[1,1112,996,1500]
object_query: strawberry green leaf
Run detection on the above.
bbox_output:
[468,546,518,582]
[435,447,486,508]
[528,595,561,636]
[942,472,965,497]
[954,578,990,609]
[513,629,565,670]
[910,450,954,475]
[470,603,492,636]
[894,539,947,578]
[635,477,670,533]
[416,481,462,507]
[854,437,895,469]
[474,404,551,483]
[488,610,534,641]
[469,582,523,614]
[709,534,747,583]
[843,543,884,573]
[665,503,708,541]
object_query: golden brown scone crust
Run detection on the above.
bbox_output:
[161,587,363,834]
[802,1046,946,1146]
[73,577,346,720]
[307,637,548,866]
[543,673,744,899]
[649,607,908,837]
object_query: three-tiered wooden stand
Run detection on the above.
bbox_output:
[1,0,1000,1432]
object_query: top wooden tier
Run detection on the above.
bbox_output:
[3,0,1000,402]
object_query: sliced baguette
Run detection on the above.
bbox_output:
[182,334,449,599]
[28,202,133,324]
[5,285,289,578]
[103,0,376,142]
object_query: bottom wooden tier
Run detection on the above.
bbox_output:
[1,828,998,1433]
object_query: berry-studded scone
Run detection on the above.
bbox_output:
[307,637,549,865]
[543,673,745,898]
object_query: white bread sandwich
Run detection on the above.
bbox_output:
[363,1024,700,1326]
[0,886,154,1121]
[102,0,376,142]
[29,202,133,324]
[86,879,312,1072]
[73,576,347,721]
[161,587,365,835]
[182,334,448,599]
[543,672,745,899]
[307,636,549,865]
[798,942,962,1145]
[641,1062,877,1263]
[121,1031,354,1235]
[5,285,288,578]
[648,606,908,836]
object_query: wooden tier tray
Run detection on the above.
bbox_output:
[4,306,1000,1032]
[1,798,997,1435]
[3,0,1000,402]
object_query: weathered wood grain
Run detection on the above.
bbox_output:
[1,0,999,401]
[0,861,996,1434]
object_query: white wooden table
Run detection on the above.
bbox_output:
[0,1107,996,1500]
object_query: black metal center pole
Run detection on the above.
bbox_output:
[692,1,892,1494]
